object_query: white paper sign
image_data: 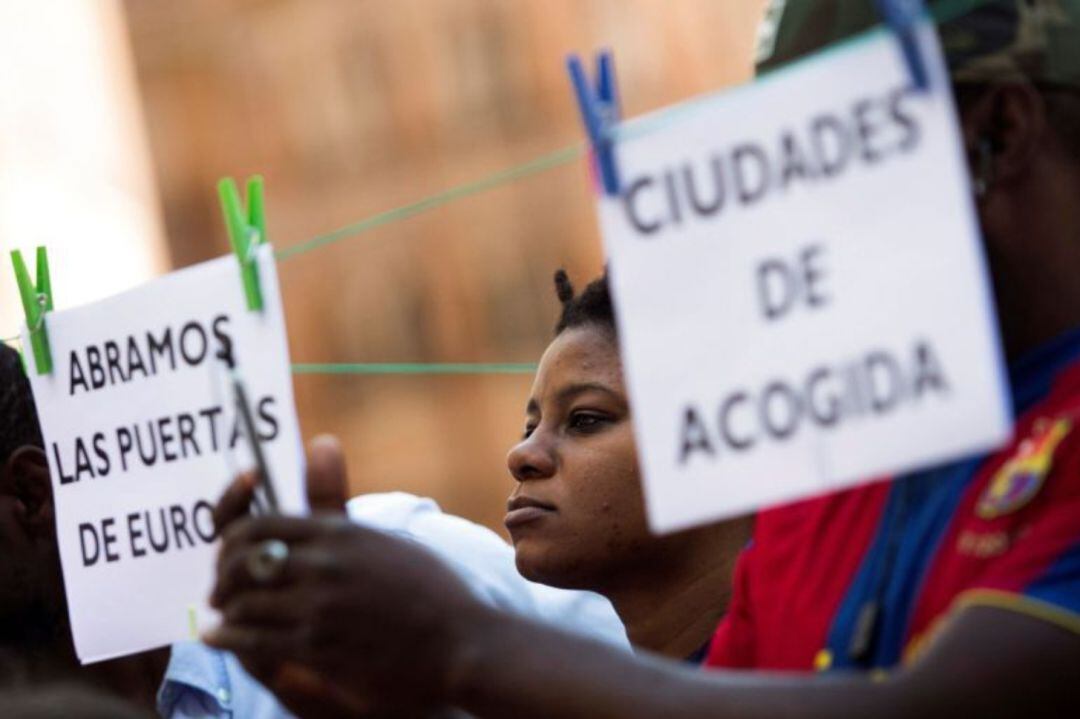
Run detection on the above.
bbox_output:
[599,24,1010,533]
[23,246,305,662]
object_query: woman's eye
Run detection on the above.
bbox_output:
[568,412,609,433]
[522,424,537,440]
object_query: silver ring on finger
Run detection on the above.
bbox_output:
[246,538,290,584]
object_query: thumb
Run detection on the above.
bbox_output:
[305,434,349,514]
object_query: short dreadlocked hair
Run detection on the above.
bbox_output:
[553,269,617,337]
[0,345,44,465]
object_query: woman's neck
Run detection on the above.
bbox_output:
[601,518,751,660]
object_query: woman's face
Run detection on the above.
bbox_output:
[505,324,650,591]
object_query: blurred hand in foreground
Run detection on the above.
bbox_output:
[211,434,369,718]
[209,434,478,715]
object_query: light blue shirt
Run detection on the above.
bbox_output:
[346,493,629,649]
[156,492,628,717]
[157,641,293,718]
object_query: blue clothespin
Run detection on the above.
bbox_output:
[566,50,621,196]
[874,0,930,91]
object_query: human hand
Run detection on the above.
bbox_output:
[211,434,365,717]
[207,486,483,711]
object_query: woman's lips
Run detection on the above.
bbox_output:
[505,498,556,530]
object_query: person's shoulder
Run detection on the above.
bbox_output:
[345,492,629,649]
[972,363,1080,515]
[962,383,1080,531]
[903,383,1080,651]
[345,491,441,529]
[346,492,517,570]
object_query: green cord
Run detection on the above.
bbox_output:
[276,148,582,374]
[291,363,537,375]
[274,143,585,262]
[17,14,973,379]
[275,146,583,374]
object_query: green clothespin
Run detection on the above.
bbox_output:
[10,247,54,375]
[218,175,267,312]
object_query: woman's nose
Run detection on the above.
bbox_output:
[507,433,556,482]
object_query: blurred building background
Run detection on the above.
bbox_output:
[9,0,764,532]
[0,0,168,325]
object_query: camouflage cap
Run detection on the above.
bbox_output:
[755,0,1080,87]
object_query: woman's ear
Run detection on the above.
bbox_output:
[5,446,54,537]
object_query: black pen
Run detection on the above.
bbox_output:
[232,372,279,515]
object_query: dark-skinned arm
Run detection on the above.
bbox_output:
[206,515,1080,719]
[448,601,1079,719]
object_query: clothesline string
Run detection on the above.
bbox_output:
[6,5,972,376]
[273,144,585,262]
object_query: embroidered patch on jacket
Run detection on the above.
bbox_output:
[977,417,1072,519]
